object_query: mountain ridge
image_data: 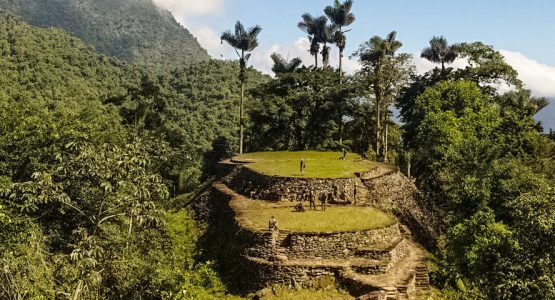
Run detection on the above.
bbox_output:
[0,0,209,67]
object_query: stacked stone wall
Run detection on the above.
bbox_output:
[283,225,401,260]
[226,165,359,204]
[244,257,339,288]
[196,162,430,297]
[233,222,402,263]
[362,171,441,246]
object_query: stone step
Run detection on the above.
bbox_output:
[414,263,431,298]
[354,237,404,260]
[350,262,390,275]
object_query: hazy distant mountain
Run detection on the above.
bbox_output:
[0,0,209,67]
[535,98,554,132]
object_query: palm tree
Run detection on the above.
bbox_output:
[421,36,458,73]
[325,0,355,82]
[270,53,302,75]
[298,14,329,68]
[379,31,402,163]
[383,31,403,56]
[221,21,262,154]
[354,31,403,161]
[321,24,338,68]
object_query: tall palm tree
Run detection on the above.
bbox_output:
[325,0,355,82]
[421,36,458,73]
[270,53,302,75]
[319,24,337,68]
[298,14,329,68]
[355,31,402,161]
[379,31,402,163]
[221,21,262,154]
[383,31,403,56]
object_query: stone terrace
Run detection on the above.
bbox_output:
[200,156,431,299]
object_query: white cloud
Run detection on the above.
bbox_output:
[152,0,229,57]
[500,50,555,98]
[247,37,362,76]
[413,55,468,75]
[193,25,232,58]
[413,50,555,99]
[152,0,224,18]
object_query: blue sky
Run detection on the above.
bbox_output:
[167,1,552,61]
[199,0,555,65]
[153,0,554,128]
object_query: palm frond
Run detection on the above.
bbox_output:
[221,30,238,48]
[421,47,440,63]
[221,21,262,55]
[271,53,303,74]
[234,21,245,36]
[421,35,459,65]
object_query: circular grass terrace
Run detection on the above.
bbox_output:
[230,196,396,233]
[232,151,379,178]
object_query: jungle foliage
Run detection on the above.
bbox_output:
[0,11,264,299]
[397,42,555,298]
[0,0,554,298]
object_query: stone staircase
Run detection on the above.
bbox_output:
[414,264,430,299]
[342,239,429,300]
[264,228,430,299]
[354,177,370,205]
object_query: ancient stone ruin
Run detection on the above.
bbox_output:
[195,158,433,300]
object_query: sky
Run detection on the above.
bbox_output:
[152,0,554,128]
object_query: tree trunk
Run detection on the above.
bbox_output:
[376,101,381,159]
[323,44,329,68]
[339,120,343,145]
[407,153,411,178]
[338,34,343,144]
[339,48,343,85]
[338,26,344,85]
[314,54,318,68]
[240,79,244,154]
[239,50,245,154]
[384,121,389,163]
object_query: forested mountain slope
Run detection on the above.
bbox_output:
[0,10,133,181]
[0,8,269,191]
[0,0,209,67]
[0,10,250,299]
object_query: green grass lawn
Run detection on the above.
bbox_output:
[260,287,354,300]
[233,151,379,178]
[234,202,396,233]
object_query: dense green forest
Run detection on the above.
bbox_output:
[0,0,209,67]
[0,10,265,299]
[0,0,554,298]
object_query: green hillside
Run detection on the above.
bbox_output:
[0,0,209,67]
[0,10,243,299]
[0,8,269,191]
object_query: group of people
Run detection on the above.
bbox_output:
[294,189,329,212]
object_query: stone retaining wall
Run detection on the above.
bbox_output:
[199,182,410,293]
[362,171,440,246]
[225,164,359,204]
[244,257,339,288]
[283,225,401,260]
[239,223,402,263]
